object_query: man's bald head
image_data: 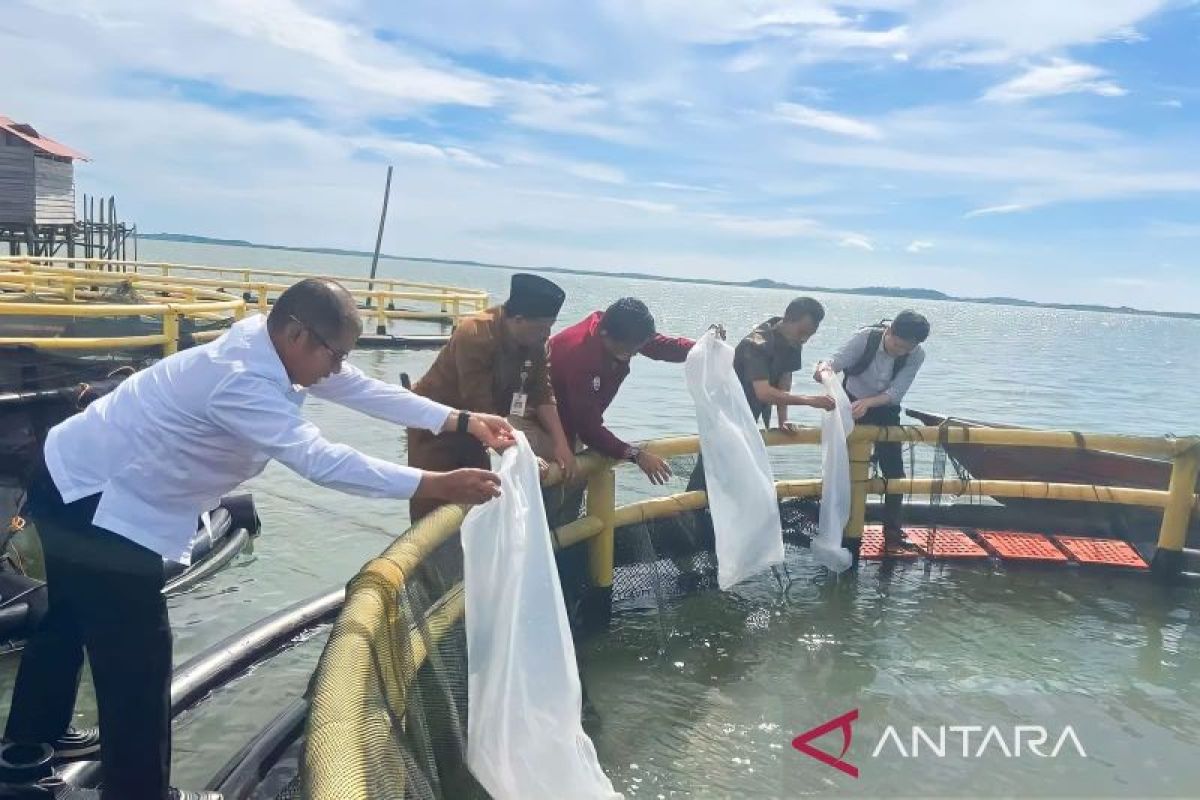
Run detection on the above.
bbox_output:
[268,278,360,342]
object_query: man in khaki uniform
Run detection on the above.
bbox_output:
[408,273,576,521]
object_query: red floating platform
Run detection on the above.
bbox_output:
[903,527,988,559]
[977,531,1069,562]
[1052,536,1149,569]
[859,524,920,560]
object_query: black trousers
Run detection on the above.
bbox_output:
[854,401,905,529]
[6,473,171,800]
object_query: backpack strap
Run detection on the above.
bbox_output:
[844,323,909,380]
[845,325,886,377]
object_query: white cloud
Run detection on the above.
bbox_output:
[983,58,1127,103]
[607,0,847,44]
[191,0,499,107]
[650,181,723,193]
[840,234,875,251]
[964,204,1030,218]
[503,151,628,184]
[702,213,873,249]
[707,215,824,238]
[1158,99,1184,108]
[505,81,638,142]
[807,24,909,50]
[564,162,628,184]
[350,137,497,168]
[906,239,934,253]
[909,0,1170,61]
[1104,25,1149,43]
[775,102,883,140]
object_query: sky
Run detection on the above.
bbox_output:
[4,0,1200,310]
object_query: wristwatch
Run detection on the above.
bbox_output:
[456,410,471,434]
[626,446,642,464]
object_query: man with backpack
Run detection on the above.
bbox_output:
[815,310,931,549]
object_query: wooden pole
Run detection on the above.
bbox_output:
[366,165,393,333]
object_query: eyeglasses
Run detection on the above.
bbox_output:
[290,315,351,365]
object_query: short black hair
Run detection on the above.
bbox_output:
[784,296,825,324]
[599,297,656,345]
[268,278,357,341]
[891,310,930,343]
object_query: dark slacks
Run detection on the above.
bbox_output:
[853,401,905,529]
[6,474,171,800]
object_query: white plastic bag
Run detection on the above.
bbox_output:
[462,432,622,800]
[815,372,854,573]
[685,330,785,589]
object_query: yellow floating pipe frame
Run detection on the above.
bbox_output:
[0,335,170,350]
[586,469,617,590]
[1157,447,1200,555]
[2,256,488,302]
[623,425,1198,462]
[0,299,243,316]
[864,477,1172,508]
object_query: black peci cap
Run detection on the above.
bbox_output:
[503,273,566,318]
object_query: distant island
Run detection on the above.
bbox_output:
[141,232,1199,322]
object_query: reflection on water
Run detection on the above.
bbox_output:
[1,239,1198,791]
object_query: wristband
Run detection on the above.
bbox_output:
[456,411,471,434]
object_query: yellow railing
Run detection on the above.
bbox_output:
[0,257,489,330]
[302,423,1198,798]
[577,426,1200,591]
[0,263,246,356]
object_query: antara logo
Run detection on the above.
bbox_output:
[871,725,1087,759]
[792,709,859,778]
[793,711,1087,778]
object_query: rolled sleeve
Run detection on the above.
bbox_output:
[209,372,425,498]
[641,334,695,363]
[885,347,925,404]
[309,363,452,434]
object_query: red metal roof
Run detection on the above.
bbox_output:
[0,116,88,161]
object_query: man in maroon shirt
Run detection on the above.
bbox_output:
[549,297,696,484]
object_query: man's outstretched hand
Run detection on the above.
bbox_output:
[467,413,517,450]
[416,468,502,505]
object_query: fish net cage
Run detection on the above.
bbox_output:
[295,451,849,800]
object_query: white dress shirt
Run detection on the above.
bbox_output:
[44,314,453,563]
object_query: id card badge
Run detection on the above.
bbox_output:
[509,391,528,417]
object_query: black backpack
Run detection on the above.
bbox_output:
[844,321,908,379]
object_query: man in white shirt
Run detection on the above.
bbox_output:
[815,310,930,553]
[4,278,514,800]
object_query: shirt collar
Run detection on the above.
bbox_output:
[219,314,294,389]
[584,311,624,370]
